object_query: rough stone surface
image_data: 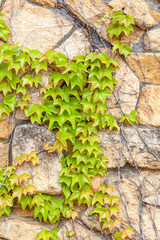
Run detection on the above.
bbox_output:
[2,0,73,53]
[137,85,160,127]
[58,220,103,240]
[31,0,56,8]
[144,28,160,51]
[65,0,143,47]
[55,29,91,59]
[106,168,160,240]
[107,56,139,120]
[99,126,160,169]
[65,0,112,40]
[109,0,160,30]
[0,0,160,239]
[0,114,15,140]
[12,123,62,195]
[0,141,8,167]
[0,213,54,240]
[127,53,160,84]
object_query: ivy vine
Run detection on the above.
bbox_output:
[0,10,137,240]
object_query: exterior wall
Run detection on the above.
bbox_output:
[0,0,160,239]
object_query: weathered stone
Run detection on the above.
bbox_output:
[127,53,160,84]
[0,213,55,240]
[0,114,15,140]
[99,126,160,169]
[109,0,160,30]
[31,0,56,8]
[91,174,104,192]
[12,123,62,195]
[144,29,160,51]
[2,0,73,53]
[0,141,8,167]
[65,0,143,47]
[81,207,102,232]
[58,220,103,240]
[137,85,160,127]
[106,168,160,240]
[65,0,112,40]
[55,29,91,59]
[107,56,139,120]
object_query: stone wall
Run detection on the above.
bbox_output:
[0,0,160,239]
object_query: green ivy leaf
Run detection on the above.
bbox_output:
[3,94,16,110]
[31,59,47,75]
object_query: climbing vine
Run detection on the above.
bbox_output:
[0,10,137,240]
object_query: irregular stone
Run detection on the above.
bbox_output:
[143,195,160,206]
[99,125,160,169]
[107,56,139,120]
[81,207,102,232]
[137,85,160,127]
[0,213,55,240]
[127,53,160,84]
[91,174,104,193]
[31,0,56,8]
[58,220,103,240]
[106,168,160,240]
[0,141,8,167]
[0,114,15,140]
[65,0,112,40]
[109,0,160,30]
[144,29,160,51]
[65,0,143,48]
[55,29,91,59]
[12,123,62,195]
[2,0,73,53]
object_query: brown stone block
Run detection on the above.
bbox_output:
[109,0,160,30]
[137,85,160,127]
[144,29,160,51]
[1,0,73,53]
[0,114,14,140]
[0,141,8,167]
[127,53,160,84]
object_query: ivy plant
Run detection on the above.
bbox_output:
[0,11,137,240]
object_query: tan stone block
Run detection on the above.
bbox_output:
[0,213,55,240]
[2,0,73,54]
[0,141,8,167]
[144,29,160,51]
[0,114,14,140]
[65,0,112,40]
[107,55,139,120]
[137,85,160,127]
[65,0,143,48]
[58,220,102,240]
[55,29,90,59]
[12,123,62,195]
[31,0,56,8]
[107,169,160,239]
[99,126,160,169]
[91,174,104,193]
[109,0,160,30]
[127,53,160,84]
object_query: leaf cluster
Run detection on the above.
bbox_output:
[0,12,136,240]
